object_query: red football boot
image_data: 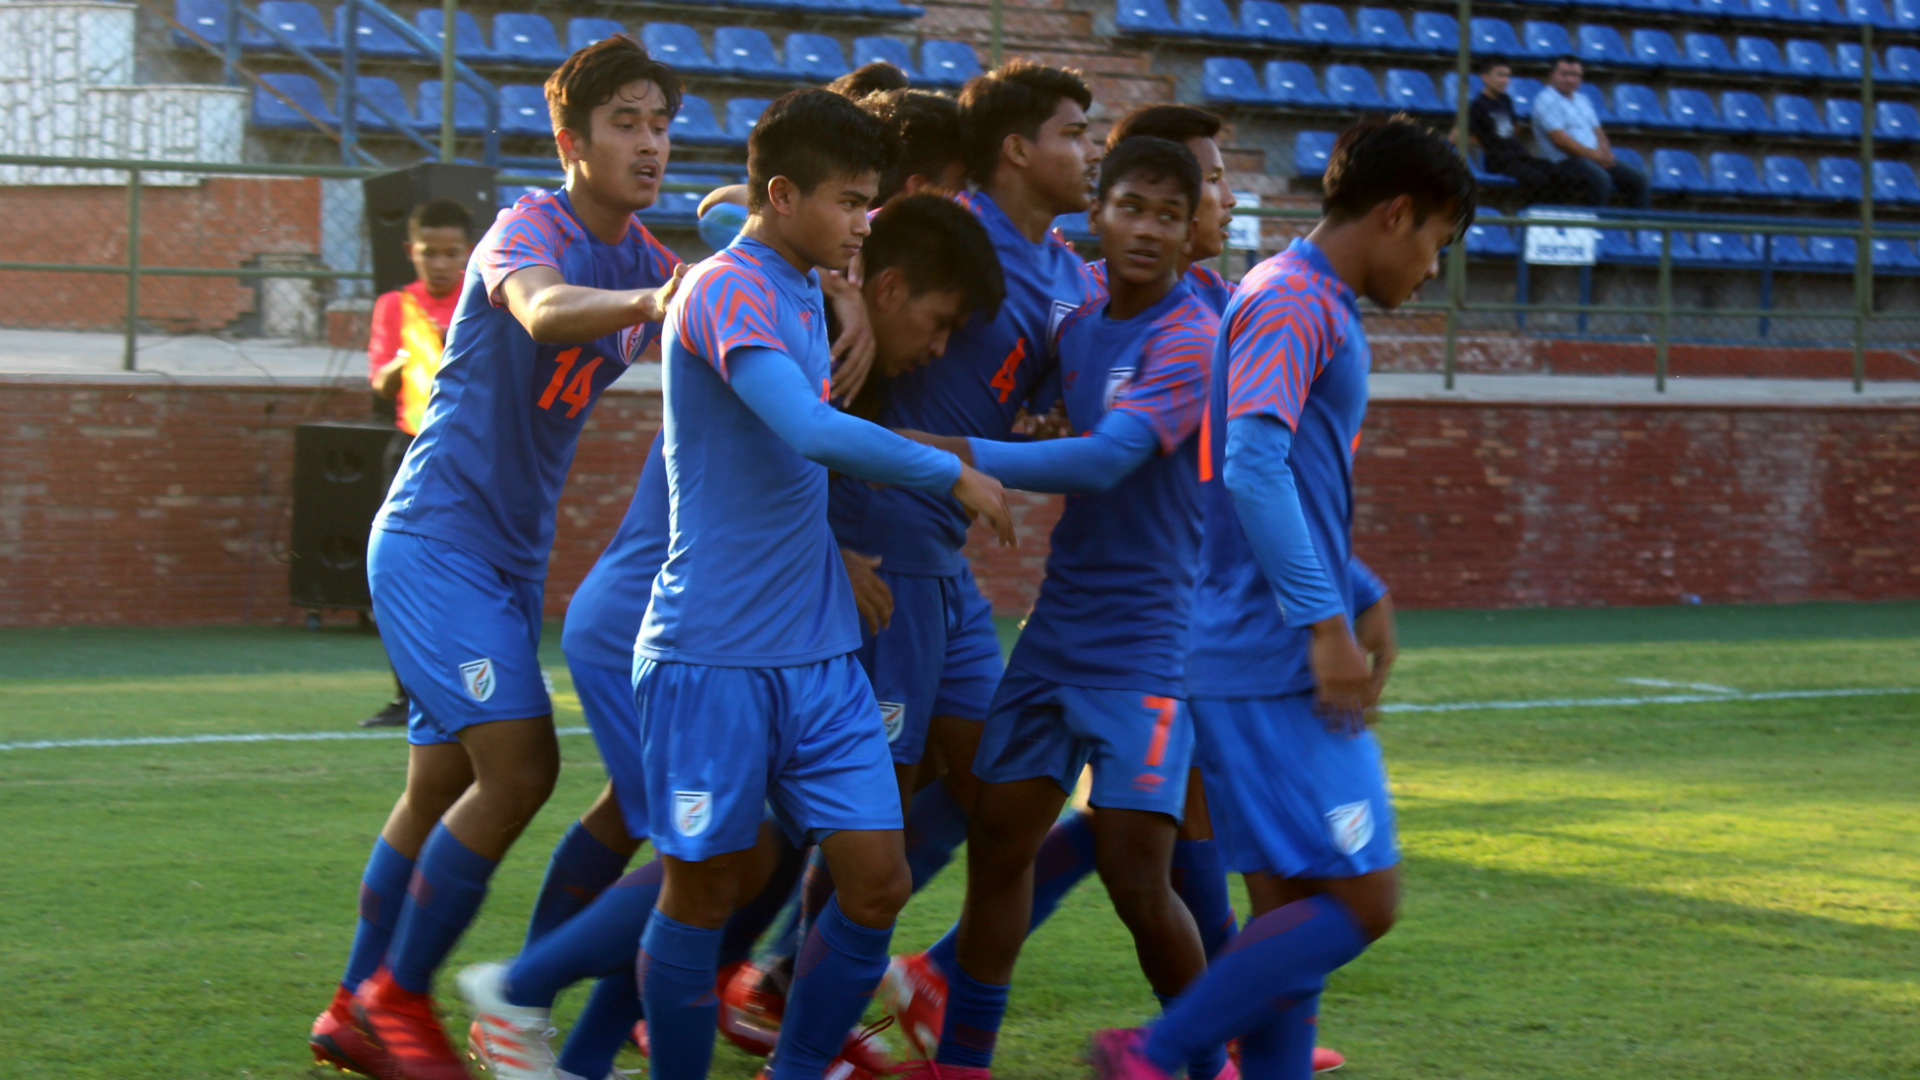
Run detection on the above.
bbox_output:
[719,959,787,1056]
[311,985,395,1078]
[877,952,947,1061]
[352,968,474,1080]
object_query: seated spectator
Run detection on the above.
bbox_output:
[1532,56,1650,209]
[1469,60,1557,203]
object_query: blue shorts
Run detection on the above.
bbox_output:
[566,651,649,838]
[971,667,1192,820]
[1191,693,1400,880]
[854,563,1004,766]
[633,653,902,861]
[368,529,551,746]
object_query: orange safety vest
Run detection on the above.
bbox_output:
[394,289,448,436]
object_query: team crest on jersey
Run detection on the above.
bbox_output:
[878,701,907,744]
[1104,367,1136,411]
[1325,800,1374,855]
[1047,300,1078,357]
[458,658,496,703]
[674,791,713,837]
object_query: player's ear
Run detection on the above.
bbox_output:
[1379,193,1415,237]
[1003,132,1030,172]
[555,126,584,168]
[871,265,906,312]
[766,175,798,218]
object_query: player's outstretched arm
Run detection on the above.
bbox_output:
[965,409,1160,495]
[498,263,688,345]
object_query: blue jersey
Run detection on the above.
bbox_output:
[1188,238,1371,698]
[639,236,859,667]
[561,430,668,672]
[1009,279,1217,696]
[376,189,677,579]
[832,191,1097,575]
[1090,260,1236,318]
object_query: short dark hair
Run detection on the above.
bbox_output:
[1552,54,1581,70]
[1096,136,1200,215]
[864,194,1005,321]
[545,35,682,161]
[861,89,964,203]
[1106,105,1220,151]
[1480,58,1511,75]
[827,61,911,100]
[408,198,472,240]
[1322,115,1475,235]
[957,60,1092,185]
[747,88,897,212]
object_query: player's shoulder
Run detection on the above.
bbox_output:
[485,188,582,249]
[1055,297,1105,343]
[1228,250,1341,329]
[626,219,681,274]
[1186,263,1232,295]
[677,247,780,323]
[1147,292,1220,362]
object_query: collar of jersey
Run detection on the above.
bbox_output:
[552,188,639,247]
[968,190,1053,257]
[728,234,821,300]
[1095,275,1193,336]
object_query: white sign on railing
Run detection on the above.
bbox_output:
[1228,192,1261,251]
[1522,207,1600,266]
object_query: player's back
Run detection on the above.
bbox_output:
[1188,238,1370,698]
[561,430,668,671]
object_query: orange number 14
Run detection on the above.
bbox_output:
[537,347,605,419]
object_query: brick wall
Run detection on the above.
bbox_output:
[2,376,1915,627]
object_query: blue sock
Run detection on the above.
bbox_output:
[639,913,722,1080]
[506,859,663,1008]
[772,896,894,1080]
[1171,838,1237,960]
[904,780,971,891]
[388,824,497,994]
[925,808,1097,980]
[1141,895,1368,1075]
[342,838,415,991]
[1156,992,1229,1080]
[524,821,631,948]
[934,959,1010,1069]
[721,834,808,969]
[1235,983,1322,1080]
[555,972,642,1080]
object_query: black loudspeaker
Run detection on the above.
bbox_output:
[290,422,411,614]
[363,161,497,295]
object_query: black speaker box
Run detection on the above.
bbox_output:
[363,161,497,295]
[290,422,411,613]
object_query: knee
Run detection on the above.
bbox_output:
[836,859,912,927]
[485,755,560,812]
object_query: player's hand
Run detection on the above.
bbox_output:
[822,271,875,405]
[952,464,1016,546]
[841,548,892,635]
[894,429,974,465]
[1309,615,1372,734]
[1353,594,1398,719]
[634,263,689,324]
[1028,402,1074,440]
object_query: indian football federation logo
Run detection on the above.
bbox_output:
[458,658,496,703]
[878,701,907,744]
[1325,800,1374,856]
[1103,367,1136,411]
[674,791,712,837]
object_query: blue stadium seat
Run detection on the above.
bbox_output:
[1897,0,1920,28]
[349,76,412,132]
[1241,1,1302,41]
[1763,155,1821,197]
[1849,0,1894,23]
[1769,234,1816,265]
[1735,36,1786,75]
[1471,17,1524,56]
[670,95,732,147]
[1818,157,1863,199]
[644,26,721,76]
[1295,130,1337,175]
[1577,25,1633,67]
[1115,0,1180,35]
[1637,229,1699,261]
[1697,0,1753,17]
[1597,228,1642,263]
[1873,237,1920,270]
[642,191,703,226]
[414,10,492,62]
[568,18,628,53]
[1411,11,1458,52]
[492,13,566,66]
[1872,160,1920,203]
[1671,88,1737,132]
[1385,69,1447,114]
[1785,40,1838,78]
[1267,60,1331,105]
[1298,4,1357,46]
[1051,212,1096,245]
[252,72,337,127]
[1878,101,1920,141]
[1525,21,1574,59]
[1684,33,1738,72]
[1709,152,1768,195]
[1440,72,1483,111]
[715,27,791,80]
[1651,149,1712,193]
[251,1,333,53]
[1357,8,1421,51]
[727,97,772,141]
[1325,64,1386,108]
[1721,91,1776,133]
[1631,29,1690,69]
[416,80,486,135]
[1888,45,1920,83]
[786,33,850,81]
[1746,0,1801,20]
[1615,84,1679,128]
[1180,0,1250,40]
[1465,223,1519,257]
[499,84,550,137]
[921,40,981,86]
[174,0,234,48]
[1696,232,1760,263]
[338,7,415,58]
[1837,43,1892,81]
[1825,98,1863,138]
[1203,57,1273,104]
[1577,82,1618,124]
[1798,0,1852,21]
[1773,94,1827,135]
[1808,235,1856,266]
[1511,76,1544,118]
[853,37,920,80]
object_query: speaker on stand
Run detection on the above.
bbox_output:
[289,422,412,629]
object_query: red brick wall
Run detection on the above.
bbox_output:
[2,377,1915,627]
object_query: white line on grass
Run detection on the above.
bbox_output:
[1618,677,1740,694]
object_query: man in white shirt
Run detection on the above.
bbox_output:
[1531,55,1649,208]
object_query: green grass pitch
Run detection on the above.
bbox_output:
[2,602,1917,1079]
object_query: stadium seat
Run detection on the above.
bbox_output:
[1385,69,1448,114]
[348,76,412,132]
[1440,72,1483,112]
[670,95,731,147]
[1746,0,1801,20]
[1798,0,1852,21]
[1295,130,1336,175]
[1872,160,1920,203]
[1115,0,1181,35]
[1471,17,1525,56]
[1611,147,1645,177]
[1241,1,1302,41]
[1837,43,1893,81]
[1631,29,1691,69]
[1652,149,1713,193]
[1871,237,1920,269]
[921,40,981,86]
[727,97,772,141]
[568,18,628,53]
[338,7,415,58]
[1411,11,1458,52]
[1763,155,1821,197]
[412,10,492,61]
[1709,152,1769,195]
[174,0,233,47]
[1510,76,1544,118]
[1847,0,1895,18]
[1898,0,1920,29]
[1525,21,1574,60]
[416,80,487,135]
[1888,45,1920,83]
[853,37,920,80]
[1465,223,1519,257]
[252,72,337,128]
[1769,234,1816,265]
[1808,235,1856,266]
[1202,57,1273,104]
[1615,84,1680,129]
[1878,101,1920,142]
[1180,0,1250,40]
[1735,36,1786,76]
[1696,231,1761,263]
[1825,98,1863,138]
[1672,88,1737,132]
[1597,228,1642,263]
[1722,91,1776,133]
[251,1,333,53]
[1785,40,1838,79]
[1357,9,1421,51]
[492,13,565,65]
[1685,33,1739,72]
[1637,229,1699,262]
[499,84,550,137]
[644,26,721,76]
[1697,0,1754,17]
[1576,82,1617,124]
[1773,94,1827,135]
[1298,4,1358,46]
[642,191,703,226]
[1818,157,1863,199]
[786,33,850,81]
[1325,64,1387,108]
[715,27,791,80]
[1267,60,1330,105]
[1577,25,1633,67]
